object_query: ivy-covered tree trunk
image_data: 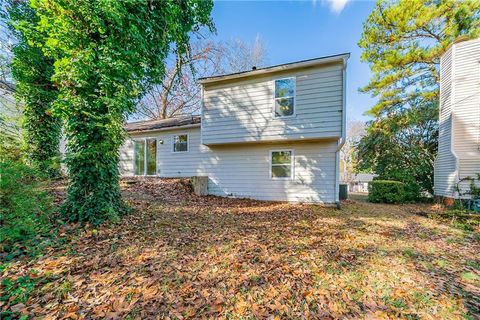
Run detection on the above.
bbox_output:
[62,100,127,223]
[30,0,213,224]
[7,1,61,177]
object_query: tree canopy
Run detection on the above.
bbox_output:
[357,0,480,196]
[28,0,213,224]
[133,37,268,121]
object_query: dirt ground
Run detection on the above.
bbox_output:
[2,178,479,319]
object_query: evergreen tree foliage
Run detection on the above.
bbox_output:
[357,0,480,196]
[30,0,213,224]
[6,1,61,176]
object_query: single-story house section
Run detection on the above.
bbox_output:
[434,37,480,199]
[120,53,350,204]
[340,173,376,193]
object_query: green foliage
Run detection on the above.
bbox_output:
[0,161,53,255]
[1,274,37,305]
[6,0,61,177]
[368,180,406,203]
[357,103,437,199]
[359,0,479,117]
[357,0,479,199]
[0,270,49,320]
[28,0,214,224]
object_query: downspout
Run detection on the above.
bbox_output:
[335,57,348,207]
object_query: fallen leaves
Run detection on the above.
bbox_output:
[1,178,479,319]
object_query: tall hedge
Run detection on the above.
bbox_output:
[30,0,214,224]
[368,180,406,204]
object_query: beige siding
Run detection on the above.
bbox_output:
[119,127,337,203]
[434,38,480,198]
[201,63,344,145]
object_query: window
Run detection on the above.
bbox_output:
[173,134,188,152]
[270,150,294,179]
[134,138,157,175]
[274,78,295,117]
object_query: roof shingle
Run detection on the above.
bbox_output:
[125,115,201,133]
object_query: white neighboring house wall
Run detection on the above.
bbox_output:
[434,37,480,199]
[119,54,349,204]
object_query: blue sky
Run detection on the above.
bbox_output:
[208,0,376,121]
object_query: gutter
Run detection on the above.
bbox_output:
[335,57,348,207]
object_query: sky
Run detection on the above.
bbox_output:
[208,0,377,122]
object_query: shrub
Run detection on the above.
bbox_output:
[0,161,53,256]
[368,180,406,203]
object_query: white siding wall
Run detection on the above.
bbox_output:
[119,126,338,203]
[201,63,343,145]
[453,39,480,196]
[434,38,480,198]
[434,45,457,197]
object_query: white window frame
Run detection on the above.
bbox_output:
[269,149,295,180]
[172,133,189,153]
[273,77,296,119]
[133,137,157,176]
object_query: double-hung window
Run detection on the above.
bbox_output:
[134,138,157,175]
[270,150,294,179]
[274,77,295,117]
[173,134,188,152]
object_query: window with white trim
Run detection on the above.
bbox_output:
[134,138,156,175]
[271,150,293,179]
[274,78,295,117]
[173,134,188,152]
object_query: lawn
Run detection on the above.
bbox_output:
[1,178,479,319]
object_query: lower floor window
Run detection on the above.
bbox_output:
[271,150,293,179]
[134,138,157,175]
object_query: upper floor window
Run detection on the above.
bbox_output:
[134,138,157,175]
[173,134,188,152]
[274,77,295,118]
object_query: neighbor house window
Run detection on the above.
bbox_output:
[173,134,188,152]
[270,150,294,179]
[134,138,157,175]
[274,77,295,117]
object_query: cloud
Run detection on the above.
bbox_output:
[326,0,350,14]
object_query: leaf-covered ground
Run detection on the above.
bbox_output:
[2,178,479,319]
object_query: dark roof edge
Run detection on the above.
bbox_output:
[198,53,350,84]
[126,122,201,134]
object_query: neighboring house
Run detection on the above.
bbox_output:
[120,53,349,204]
[434,37,480,199]
[340,172,376,193]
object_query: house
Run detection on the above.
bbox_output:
[434,37,480,199]
[119,53,349,204]
[340,172,376,193]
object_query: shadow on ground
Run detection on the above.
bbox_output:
[2,178,479,319]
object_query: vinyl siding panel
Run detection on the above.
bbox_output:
[434,45,457,197]
[453,39,480,197]
[119,127,337,203]
[201,63,344,145]
[434,38,480,198]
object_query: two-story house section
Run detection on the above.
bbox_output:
[119,53,349,204]
[434,37,480,199]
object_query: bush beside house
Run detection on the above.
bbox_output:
[368,180,406,203]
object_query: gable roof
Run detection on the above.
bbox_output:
[125,115,201,133]
[198,53,350,85]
